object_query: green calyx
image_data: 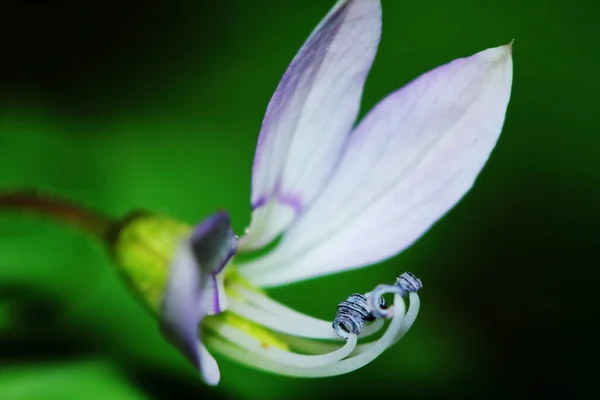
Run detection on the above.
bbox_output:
[109,211,193,313]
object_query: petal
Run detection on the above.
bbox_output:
[160,240,206,370]
[241,0,382,250]
[203,271,228,316]
[160,212,237,384]
[190,212,237,274]
[240,44,514,287]
[191,212,238,315]
[198,343,221,386]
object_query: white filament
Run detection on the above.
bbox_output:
[204,318,357,368]
[279,318,385,355]
[227,297,336,339]
[204,291,419,377]
[227,295,383,340]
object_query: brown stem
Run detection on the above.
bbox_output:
[0,190,116,241]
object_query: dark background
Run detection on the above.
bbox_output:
[1,0,598,399]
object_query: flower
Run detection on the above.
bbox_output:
[144,0,513,386]
[0,0,513,388]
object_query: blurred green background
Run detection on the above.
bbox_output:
[1,0,597,399]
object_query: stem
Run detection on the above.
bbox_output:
[0,190,115,241]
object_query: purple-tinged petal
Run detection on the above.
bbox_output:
[241,0,382,251]
[198,343,220,386]
[160,240,207,372]
[160,212,237,384]
[191,212,237,274]
[240,44,514,287]
[192,212,237,315]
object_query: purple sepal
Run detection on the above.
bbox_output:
[191,212,237,274]
[160,239,204,369]
[160,212,237,371]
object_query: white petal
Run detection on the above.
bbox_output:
[240,44,514,287]
[241,0,382,250]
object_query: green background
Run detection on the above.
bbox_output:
[1,0,597,399]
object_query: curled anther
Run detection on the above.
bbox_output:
[364,292,387,322]
[333,293,378,339]
[368,272,422,319]
[395,272,422,294]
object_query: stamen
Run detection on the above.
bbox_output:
[368,272,422,319]
[365,292,388,321]
[227,284,383,340]
[395,272,423,294]
[228,298,337,339]
[332,293,386,339]
[204,291,420,378]
[230,283,334,327]
[203,273,422,378]
[281,319,385,355]
[204,318,358,368]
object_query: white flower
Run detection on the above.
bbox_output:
[160,0,513,386]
